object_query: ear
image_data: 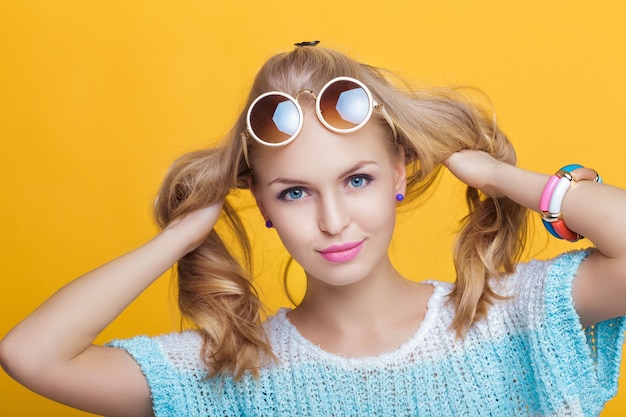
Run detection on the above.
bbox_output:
[392,147,407,196]
[248,176,271,221]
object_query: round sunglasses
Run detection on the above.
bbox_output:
[240,76,396,166]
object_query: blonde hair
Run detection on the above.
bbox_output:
[154,45,528,378]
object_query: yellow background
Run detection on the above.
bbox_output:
[1,1,625,415]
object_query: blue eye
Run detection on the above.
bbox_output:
[350,177,364,187]
[348,175,371,188]
[288,189,303,199]
[279,187,305,201]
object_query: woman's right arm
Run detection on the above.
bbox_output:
[0,203,223,417]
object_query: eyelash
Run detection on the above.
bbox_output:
[277,174,374,202]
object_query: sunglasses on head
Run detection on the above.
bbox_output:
[240,76,396,167]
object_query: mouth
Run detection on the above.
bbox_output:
[318,240,364,263]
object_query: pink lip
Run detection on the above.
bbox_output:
[318,241,364,263]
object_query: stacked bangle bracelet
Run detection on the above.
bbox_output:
[539,164,602,242]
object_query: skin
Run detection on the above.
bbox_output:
[1,101,626,416]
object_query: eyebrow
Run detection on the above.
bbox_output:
[267,160,378,186]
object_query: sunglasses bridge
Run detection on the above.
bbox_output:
[293,88,384,111]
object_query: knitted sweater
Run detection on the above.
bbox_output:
[109,251,626,416]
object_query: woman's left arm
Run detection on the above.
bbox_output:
[445,150,626,327]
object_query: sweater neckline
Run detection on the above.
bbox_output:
[275,280,448,367]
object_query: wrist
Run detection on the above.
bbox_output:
[488,163,550,210]
[487,161,515,198]
[153,226,199,261]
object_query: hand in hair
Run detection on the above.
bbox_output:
[444,149,506,198]
[163,200,225,255]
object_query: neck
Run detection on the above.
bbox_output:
[286,257,432,357]
[293,258,414,330]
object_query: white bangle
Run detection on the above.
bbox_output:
[548,175,572,214]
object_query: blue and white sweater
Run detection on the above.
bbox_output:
[109,250,625,416]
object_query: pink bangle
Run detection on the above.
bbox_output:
[539,175,560,212]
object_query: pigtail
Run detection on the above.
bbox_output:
[423,99,530,336]
[154,144,273,380]
[447,122,529,336]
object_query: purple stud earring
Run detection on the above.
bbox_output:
[265,220,273,228]
[395,193,404,202]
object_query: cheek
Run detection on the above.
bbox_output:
[352,196,397,233]
[266,204,317,250]
[350,180,397,216]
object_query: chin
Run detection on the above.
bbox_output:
[305,262,377,288]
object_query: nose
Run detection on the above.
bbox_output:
[317,192,350,235]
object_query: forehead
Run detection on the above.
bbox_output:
[251,111,393,182]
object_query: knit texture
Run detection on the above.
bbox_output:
[109,250,626,416]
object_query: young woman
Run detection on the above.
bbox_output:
[1,44,625,416]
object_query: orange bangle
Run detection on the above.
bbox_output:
[551,219,580,242]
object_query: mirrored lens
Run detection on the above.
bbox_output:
[249,94,301,144]
[319,80,370,130]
